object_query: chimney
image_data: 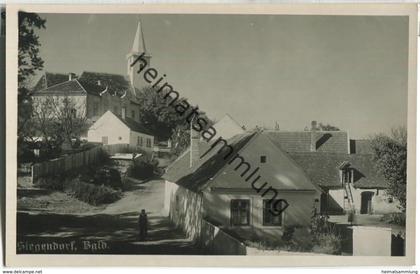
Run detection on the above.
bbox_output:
[121,107,126,119]
[97,80,102,86]
[190,130,200,167]
[311,120,317,131]
[68,73,75,81]
[189,116,200,167]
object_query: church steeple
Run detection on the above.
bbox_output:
[130,21,148,55]
[127,20,151,90]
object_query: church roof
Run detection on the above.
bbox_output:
[78,71,130,97]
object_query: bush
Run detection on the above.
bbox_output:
[92,167,122,189]
[312,233,342,255]
[381,212,406,226]
[290,227,313,252]
[127,158,159,180]
[35,174,67,191]
[64,179,122,205]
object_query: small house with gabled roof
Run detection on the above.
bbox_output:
[87,110,154,152]
[163,130,322,241]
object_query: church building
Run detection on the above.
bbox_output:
[31,21,151,124]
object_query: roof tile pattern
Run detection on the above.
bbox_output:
[288,153,386,189]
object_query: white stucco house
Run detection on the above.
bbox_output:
[87,110,154,152]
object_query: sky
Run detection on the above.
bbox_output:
[35,13,409,139]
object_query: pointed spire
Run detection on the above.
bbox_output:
[131,20,147,54]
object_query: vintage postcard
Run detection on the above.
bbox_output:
[4,3,417,267]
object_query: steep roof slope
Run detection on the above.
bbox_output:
[163,132,256,192]
[288,153,386,189]
[164,131,322,193]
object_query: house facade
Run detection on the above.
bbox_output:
[87,110,154,153]
[31,21,150,124]
[164,131,322,241]
[164,117,401,242]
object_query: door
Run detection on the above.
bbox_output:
[360,191,374,214]
[101,136,108,145]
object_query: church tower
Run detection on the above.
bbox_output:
[127,20,151,91]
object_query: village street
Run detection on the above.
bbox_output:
[17,178,202,254]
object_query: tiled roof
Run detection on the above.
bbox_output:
[288,153,387,189]
[350,139,374,155]
[266,131,312,152]
[163,132,256,192]
[265,130,349,153]
[112,112,153,136]
[32,72,70,92]
[164,132,322,193]
[32,79,86,96]
[79,71,130,97]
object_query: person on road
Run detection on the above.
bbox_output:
[138,209,148,240]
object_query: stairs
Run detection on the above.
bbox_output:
[343,182,355,212]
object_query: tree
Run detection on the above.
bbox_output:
[137,87,211,154]
[370,126,407,211]
[170,125,191,156]
[18,12,46,157]
[18,12,46,87]
[32,95,88,151]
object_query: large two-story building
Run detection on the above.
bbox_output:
[31,21,151,125]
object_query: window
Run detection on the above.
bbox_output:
[113,106,118,114]
[71,108,77,118]
[230,199,250,226]
[342,168,354,183]
[260,155,267,163]
[263,199,284,226]
[146,138,152,148]
[131,110,135,119]
[137,136,141,146]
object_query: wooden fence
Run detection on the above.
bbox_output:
[31,143,151,184]
[31,145,104,183]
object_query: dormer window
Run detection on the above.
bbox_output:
[339,161,354,184]
[342,168,354,183]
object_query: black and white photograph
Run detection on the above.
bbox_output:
[4,4,417,267]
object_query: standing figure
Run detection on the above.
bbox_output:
[138,209,148,240]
